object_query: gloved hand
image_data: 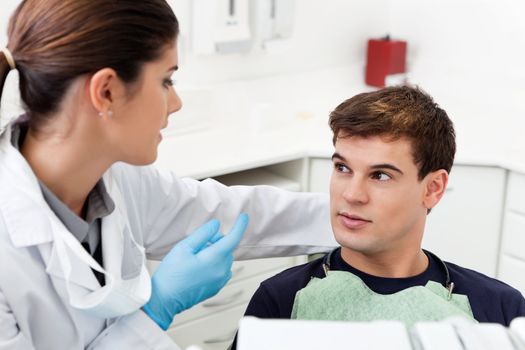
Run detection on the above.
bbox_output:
[143,213,249,330]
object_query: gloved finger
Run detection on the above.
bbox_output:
[201,213,249,258]
[180,219,221,253]
[204,231,224,248]
[209,230,224,244]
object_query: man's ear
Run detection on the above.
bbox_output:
[88,68,119,117]
[423,169,449,211]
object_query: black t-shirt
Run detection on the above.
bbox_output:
[232,248,525,349]
[244,248,525,324]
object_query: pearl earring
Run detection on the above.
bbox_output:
[98,110,113,118]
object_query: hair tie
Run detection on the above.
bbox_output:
[1,48,16,70]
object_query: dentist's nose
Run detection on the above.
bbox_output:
[168,86,182,115]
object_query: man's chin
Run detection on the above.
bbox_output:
[335,236,381,256]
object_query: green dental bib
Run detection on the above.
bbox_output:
[291,270,475,327]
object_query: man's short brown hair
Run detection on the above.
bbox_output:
[329,85,456,180]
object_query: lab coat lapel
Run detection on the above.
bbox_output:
[0,128,101,292]
[100,204,124,283]
[101,171,143,281]
[1,127,141,292]
[43,217,102,292]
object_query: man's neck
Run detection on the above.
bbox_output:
[340,247,429,278]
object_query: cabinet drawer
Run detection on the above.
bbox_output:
[171,269,288,326]
[501,212,525,260]
[229,256,296,283]
[168,303,246,350]
[507,172,525,215]
[498,255,525,296]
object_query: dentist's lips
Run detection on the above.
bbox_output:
[338,213,372,230]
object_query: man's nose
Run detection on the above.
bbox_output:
[342,177,370,205]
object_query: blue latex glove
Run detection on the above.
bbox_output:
[143,213,249,330]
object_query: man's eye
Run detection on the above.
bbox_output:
[334,163,350,173]
[371,171,391,181]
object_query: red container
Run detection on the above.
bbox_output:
[365,36,407,88]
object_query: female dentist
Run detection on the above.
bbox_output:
[0,0,335,349]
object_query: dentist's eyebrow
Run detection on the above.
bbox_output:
[370,164,404,174]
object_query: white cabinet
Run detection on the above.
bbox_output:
[498,255,525,294]
[307,158,506,278]
[168,304,247,350]
[423,166,505,277]
[167,270,282,349]
[308,158,332,194]
[498,171,525,294]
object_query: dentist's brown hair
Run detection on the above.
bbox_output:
[0,0,179,131]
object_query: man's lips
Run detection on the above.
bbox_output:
[338,212,372,229]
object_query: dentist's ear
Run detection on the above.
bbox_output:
[423,169,448,211]
[88,68,118,117]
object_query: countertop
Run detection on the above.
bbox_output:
[155,65,525,178]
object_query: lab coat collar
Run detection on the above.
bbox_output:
[44,235,102,292]
[0,127,100,290]
[0,125,142,292]
[43,173,138,292]
[0,126,54,247]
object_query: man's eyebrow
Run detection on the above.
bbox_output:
[331,153,404,174]
[331,152,345,161]
[167,65,178,72]
[370,163,404,174]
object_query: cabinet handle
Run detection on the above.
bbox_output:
[202,290,243,308]
[203,330,237,344]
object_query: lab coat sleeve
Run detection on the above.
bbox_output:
[112,163,337,261]
[87,310,180,350]
[0,288,35,350]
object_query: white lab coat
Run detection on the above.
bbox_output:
[0,125,336,350]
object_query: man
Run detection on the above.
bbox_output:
[238,85,525,334]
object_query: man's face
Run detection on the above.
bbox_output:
[330,135,430,256]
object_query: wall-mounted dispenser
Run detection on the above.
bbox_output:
[191,0,251,55]
[250,0,295,47]
[191,0,296,55]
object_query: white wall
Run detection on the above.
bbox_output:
[387,0,525,151]
[169,0,390,85]
[388,0,525,80]
[0,1,23,126]
[0,2,19,44]
[0,0,390,125]
[1,0,524,148]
